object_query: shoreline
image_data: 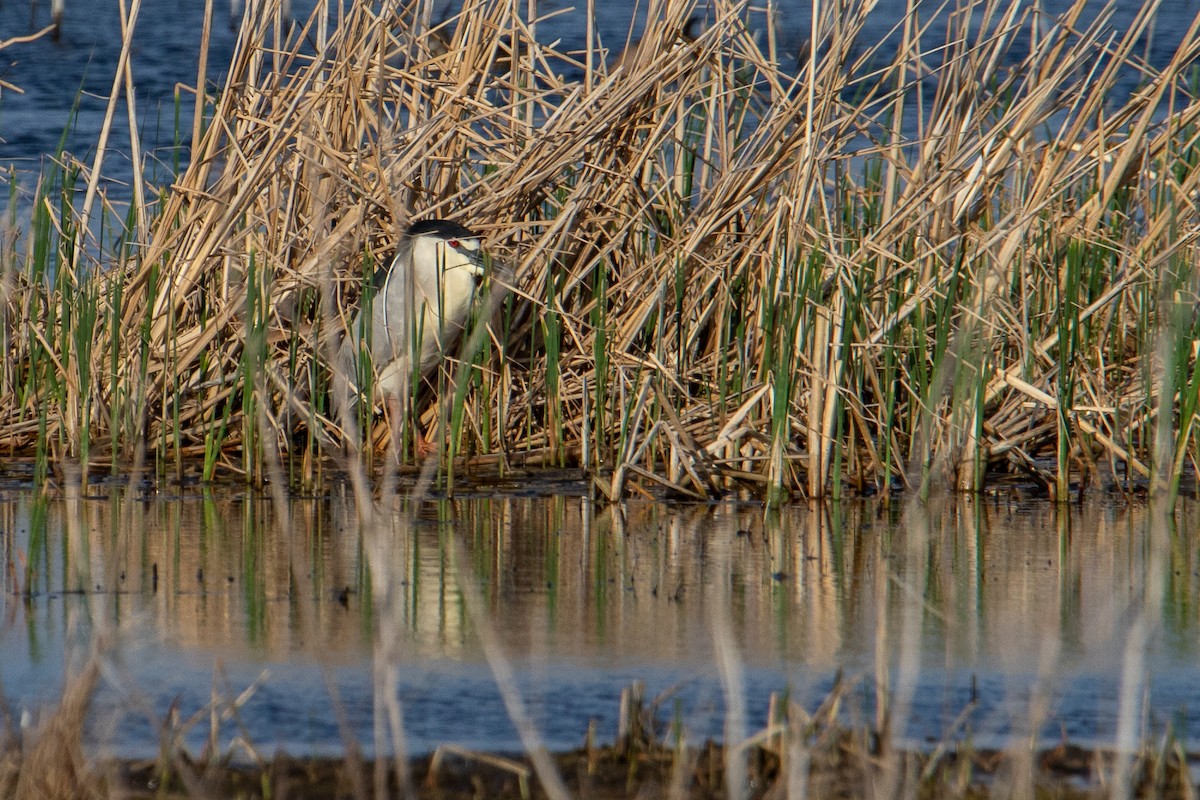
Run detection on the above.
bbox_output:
[94,736,1197,799]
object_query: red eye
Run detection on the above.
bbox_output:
[447,239,460,248]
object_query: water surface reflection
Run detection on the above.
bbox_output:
[1,486,1196,754]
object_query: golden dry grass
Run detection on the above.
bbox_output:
[2,0,1200,499]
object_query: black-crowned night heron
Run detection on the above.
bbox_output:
[343,218,488,455]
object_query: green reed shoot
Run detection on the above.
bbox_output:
[240,251,269,482]
[591,256,609,470]
[1056,240,1085,500]
[542,261,562,465]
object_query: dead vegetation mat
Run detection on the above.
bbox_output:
[51,737,1195,800]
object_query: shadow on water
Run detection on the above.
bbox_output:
[1,479,1199,757]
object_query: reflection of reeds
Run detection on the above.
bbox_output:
[1,459,1196,794]
[3,0,1200,496]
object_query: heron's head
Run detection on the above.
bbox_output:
[406,219,486,288]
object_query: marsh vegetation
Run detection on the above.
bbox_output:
[5,3,1200,796]
[2,0,1199,504]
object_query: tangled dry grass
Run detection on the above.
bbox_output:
[2,0,1200,500]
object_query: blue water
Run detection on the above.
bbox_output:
[4,488,1200,757]
[10,620,1200,758]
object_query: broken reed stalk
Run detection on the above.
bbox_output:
[2,0,1200,500]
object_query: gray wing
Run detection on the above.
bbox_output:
[373,243,418,366]
[338,239,418,400]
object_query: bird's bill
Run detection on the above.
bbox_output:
[466,247,487,277]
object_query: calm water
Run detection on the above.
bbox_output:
[2,0,1200,204]
[2,481,1200,756]
[4,0,1200,759]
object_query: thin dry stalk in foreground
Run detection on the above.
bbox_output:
[4,659,99,800]
[3,0,1200,500]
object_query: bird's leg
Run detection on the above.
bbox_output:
[384,395,406,462]
[384,394,437,460]
[414,427,437,458]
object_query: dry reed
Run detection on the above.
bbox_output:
[2,0,1200,500]
[6,659,100,800]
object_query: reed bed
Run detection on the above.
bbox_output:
[2,0,1200,500]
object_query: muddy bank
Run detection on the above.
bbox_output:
[95,736,1194,799]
